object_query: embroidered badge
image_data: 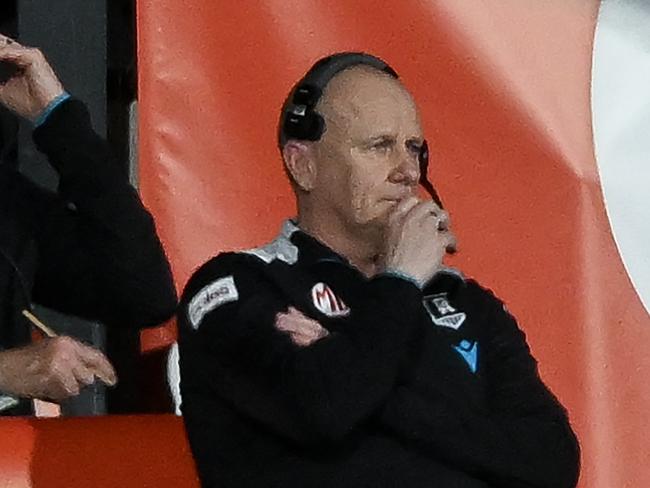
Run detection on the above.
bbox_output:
[311,282,350,318]
[188,276,239,329]
[453,340,479,373]
[422,292,466,330]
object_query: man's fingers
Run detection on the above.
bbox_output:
[276,314,324,336]
[287,327,329,347]
[445,231,458,253]
[283,324,329,340]
[0,46,36,68]
[54,369,81,400]
[74,343,117,386]
[289,332,321,347]
[409,202,451,234]
[408,200,442,221]
[71,363,96,388]
[437,229,458,254]
[0,33,16,47]
[275,308,329,346]
[388,196,420,227]
[434,210,450,231]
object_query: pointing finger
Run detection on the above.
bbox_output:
[74,343,117,386]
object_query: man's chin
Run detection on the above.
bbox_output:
[354,212,391,234]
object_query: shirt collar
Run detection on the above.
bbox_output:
[284,219,350,268]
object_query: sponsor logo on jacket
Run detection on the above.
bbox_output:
[188,276,239,329]
[311,282,350,318]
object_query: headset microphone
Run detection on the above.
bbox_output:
[418,140,456,254]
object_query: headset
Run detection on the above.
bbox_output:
[279,52,444,208]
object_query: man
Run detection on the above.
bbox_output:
[179,53,580,487]
[0,34,177,414]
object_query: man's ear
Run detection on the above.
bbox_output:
[282,141,317,192]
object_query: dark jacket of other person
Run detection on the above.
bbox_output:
[0,99,177,414]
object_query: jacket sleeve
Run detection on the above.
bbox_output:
[379,282,580,488]
[29,98,177,328]
[179,254,423,447]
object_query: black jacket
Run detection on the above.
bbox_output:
[179,220,580,488]
[0,99,177,412]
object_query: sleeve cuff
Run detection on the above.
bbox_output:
[33,92,72,127]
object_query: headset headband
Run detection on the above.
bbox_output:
[280,52,398,146]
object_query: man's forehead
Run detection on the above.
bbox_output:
[317,66,420,137]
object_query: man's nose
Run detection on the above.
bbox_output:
[389,150,420,186]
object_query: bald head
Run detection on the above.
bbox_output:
[314,65,421,152]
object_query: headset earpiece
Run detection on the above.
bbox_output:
[280,53,398,147]
[283,84,325,141]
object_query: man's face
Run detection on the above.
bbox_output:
[310,67,424,233]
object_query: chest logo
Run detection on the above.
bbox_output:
[423,293,466,330]
[311,282,350,318]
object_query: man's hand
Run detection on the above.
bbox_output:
[382,196,457,287]
[0,34,65,121]
[275,307,330,347]
[0,337,117,402]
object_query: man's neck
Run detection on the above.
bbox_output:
[297,212,384,278]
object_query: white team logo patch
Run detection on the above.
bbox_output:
[188,276,239,329]
[423,293,466,330]
[311,282,350,318]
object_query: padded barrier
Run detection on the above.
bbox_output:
[136,1,650,486]
[0,415,199,487]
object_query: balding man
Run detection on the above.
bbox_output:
[178,53,580,488]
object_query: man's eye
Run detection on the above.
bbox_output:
[407,142,423,155]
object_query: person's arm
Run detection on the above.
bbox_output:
[29,98,177,327]
[179,253,424,447]
[0,336,117,402]
[0,36,177,327]
[379,283,580,488]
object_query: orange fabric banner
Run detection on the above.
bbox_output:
[137,1,650,486]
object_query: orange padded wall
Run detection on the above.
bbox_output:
[0,416,199,487]
[137,1,650,486]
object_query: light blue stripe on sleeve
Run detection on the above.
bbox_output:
[33,91,72,127]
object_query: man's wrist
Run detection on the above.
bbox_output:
[33,91,71,127]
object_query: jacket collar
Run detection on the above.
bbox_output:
[286,220,351,268]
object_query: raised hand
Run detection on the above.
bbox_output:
[0,34,65,121]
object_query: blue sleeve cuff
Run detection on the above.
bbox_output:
[33,92,72,127]
[379,269,424,289]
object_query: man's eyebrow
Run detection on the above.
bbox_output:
[366,134,397,143]
[349,134,393,147]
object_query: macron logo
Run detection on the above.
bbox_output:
[453,340,478,374]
